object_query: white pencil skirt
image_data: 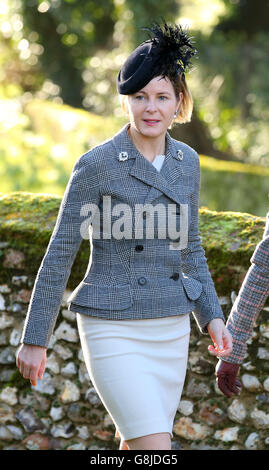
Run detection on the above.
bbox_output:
[76,312,190,441]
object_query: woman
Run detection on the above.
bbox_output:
[16,21,232,451]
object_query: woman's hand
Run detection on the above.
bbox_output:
[207,318,233,358]
[16,344,47,387]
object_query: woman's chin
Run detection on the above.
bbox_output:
[139,122,165,137]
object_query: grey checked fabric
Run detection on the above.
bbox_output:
[21,122,225,348]
[223,211,269,364]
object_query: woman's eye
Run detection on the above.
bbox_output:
[134,95,167,101]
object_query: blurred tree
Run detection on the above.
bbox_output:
[171,0,269,165]
[214,0,269,121]
[124,0,178,45]
[21,0,116,107]
[216,0,269,38]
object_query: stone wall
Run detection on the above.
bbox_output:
[0,193,268,450]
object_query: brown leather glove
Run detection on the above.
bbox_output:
[215,359,242,398]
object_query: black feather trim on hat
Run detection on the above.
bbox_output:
[141,20,198,79]
[116,19,198,95]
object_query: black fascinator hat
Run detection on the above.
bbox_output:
[117,20,198,95]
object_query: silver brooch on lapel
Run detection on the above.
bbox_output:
[176,149,184,161]
[118,151,128,161]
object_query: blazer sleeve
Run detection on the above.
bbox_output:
[20,151,101,348]
[223,211,269,364]
[180,151,225,334]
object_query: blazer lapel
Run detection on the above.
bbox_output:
[112,123,187,207]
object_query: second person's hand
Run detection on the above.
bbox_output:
[215,359,242,397]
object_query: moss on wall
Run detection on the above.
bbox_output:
[0,191,89,286]
[198,207,266,294]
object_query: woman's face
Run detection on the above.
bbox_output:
[126,75,182,138]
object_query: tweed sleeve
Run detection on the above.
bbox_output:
[20,151,101,348]
[222,212,269,364]
[180,152,225,334]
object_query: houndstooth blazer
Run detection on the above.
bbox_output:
[21,122,225,348]
[224,211,269,364]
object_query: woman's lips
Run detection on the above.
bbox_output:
[143,119,160,126]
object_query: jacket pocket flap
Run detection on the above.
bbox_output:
[67,282,133,310]
[181,274,202,300]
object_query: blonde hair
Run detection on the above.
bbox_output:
[119,73,193,125]
[119,94,128,114]
[171,74,193,124]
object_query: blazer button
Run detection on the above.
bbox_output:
[135,245,144,252]
[138,276,147,286]
[170,272,179,281]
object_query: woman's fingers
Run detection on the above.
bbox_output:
[208,344,218,355]
[208,343,231,357]
[208,320,233,348]
[208,325,233,358]
[38,356,46,380]
[213,333,223,352]
[19,361,38,386]
[217,348,232,357]
[16,352,20,370]
[21,362,37,386]
[19,360,25,378]
[208,343,225,355]
[30,368,39,387]
[22,364,30,380]
[208,320,225,352]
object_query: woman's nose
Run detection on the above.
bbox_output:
[145,99,158,112]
